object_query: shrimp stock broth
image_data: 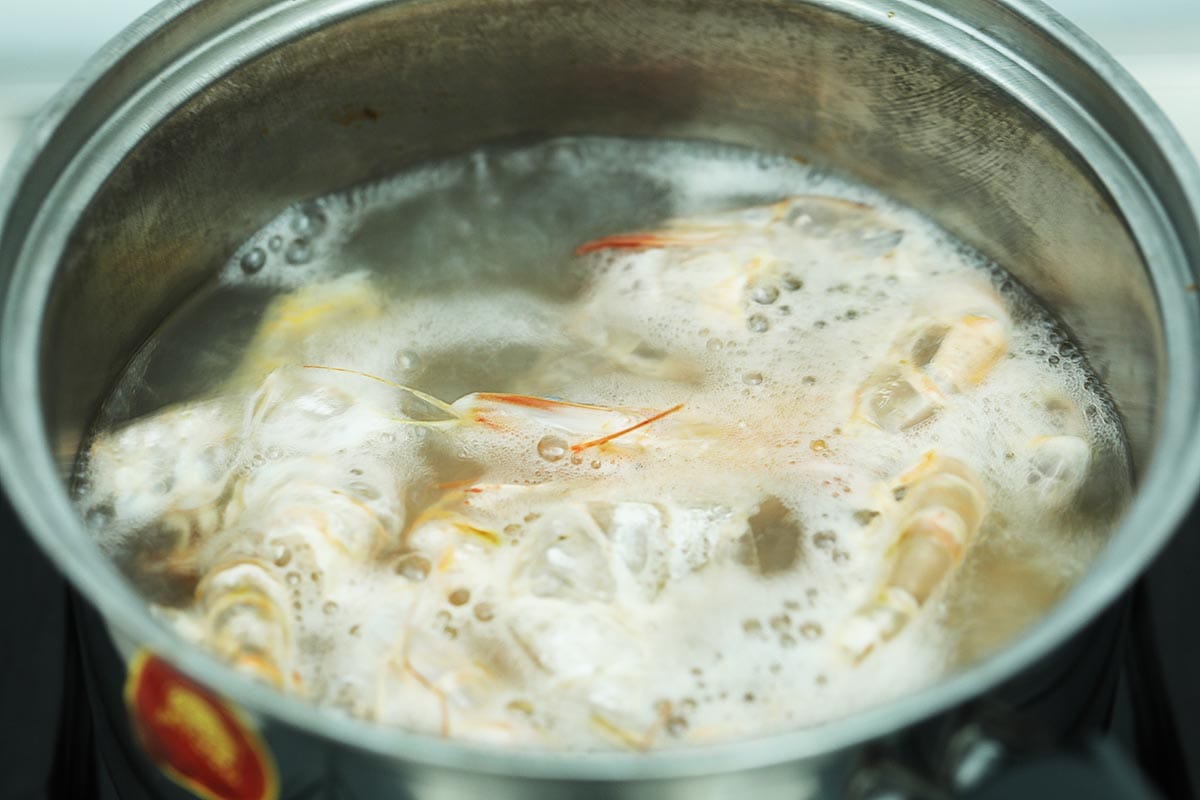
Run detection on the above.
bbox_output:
[79,137,1131,749]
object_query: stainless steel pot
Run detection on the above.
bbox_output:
[2,1,1198,797]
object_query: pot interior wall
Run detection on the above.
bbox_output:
[40,0,1158,479]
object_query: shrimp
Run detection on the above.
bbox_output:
[838,451,987,661]
[234,271,383,384]
[79,273,393,567]
[80,397,242,576]
[405,481,756,603]
[295,363,703,467]
[195,559,297,689]
[508,195,909,395]
[852,280,1010,432]
[573,195,906,334]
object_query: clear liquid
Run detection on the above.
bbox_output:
[79,137,1131,749]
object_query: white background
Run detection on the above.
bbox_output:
[0,0,1198,167]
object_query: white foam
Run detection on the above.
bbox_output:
[80,136,1131,750]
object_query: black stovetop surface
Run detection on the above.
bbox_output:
[2,487,1197,799]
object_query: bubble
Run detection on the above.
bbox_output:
[273,547,293,568]
[322,601,339,615]
[268,235,284,252]
[813,531,837,549]
[85,504,115,529]
[537,435,569,462]
[240,247,266,274]
[751,285,780,305]
[810,439,827,452]
[769,614,791,631]
[782,274,804,291]
[706,338,724,352]
[448,588,471,606]
[852,510,879,526]
[395,351,420,371]
[802,375,817,385]
[291,203,328,238]
[285,572,301,586]
[742,372,764,386]
[394,553,431,582]
[473,602,495,622]
[285,238,313,265]
[589,460,602,470]
[666,716,689,736]
[800,622,823,640]
[349,481,381,500]
[742,618,763,635]
[747,314,770,333]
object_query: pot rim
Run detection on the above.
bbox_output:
[1,0,1199,781]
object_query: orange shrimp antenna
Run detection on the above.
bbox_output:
[570,403,684,454]
[575,233,677,256]
[573,230,724,256]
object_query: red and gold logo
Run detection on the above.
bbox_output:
[125,651,279,800]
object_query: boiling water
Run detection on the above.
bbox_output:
[78,137,1131,749]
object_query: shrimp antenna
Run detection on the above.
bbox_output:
[301,364,457,413]
[571,403,685,453]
